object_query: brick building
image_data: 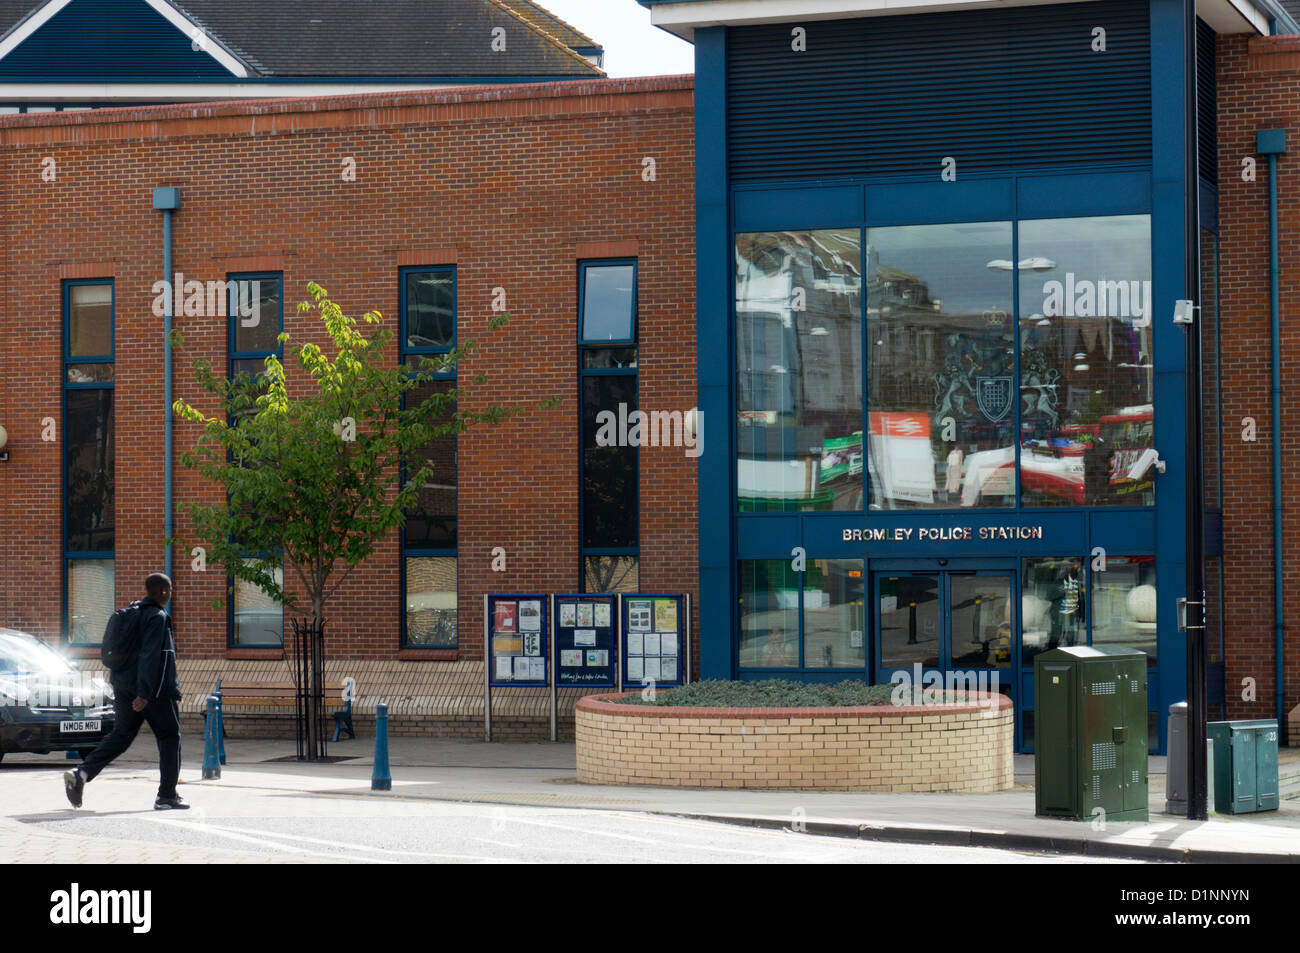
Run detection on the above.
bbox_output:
[0,75,697,737]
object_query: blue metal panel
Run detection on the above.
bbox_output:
[865,178,1012,225]
[1150,0,1194,756]
[1017,171,1152,219]
[736,515,800,556]
[0,0,240,80]
[726,1,1152,183]
[1090,509,1157,550]
[796,511,1087,558]
[695,27,733,681]
[733,185,861,233]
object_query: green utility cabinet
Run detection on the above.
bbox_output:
[1207,720,1279,814]
[1034,646,1148,822]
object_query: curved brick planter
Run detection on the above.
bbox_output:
[575,692,1014,792]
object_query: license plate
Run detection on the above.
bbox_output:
[59,720,100,733]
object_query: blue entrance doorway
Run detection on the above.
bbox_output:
[872,559,1017,747]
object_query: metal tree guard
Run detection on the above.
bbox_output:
[289,617,328,761]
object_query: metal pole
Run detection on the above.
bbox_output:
[616,594,624,693]
[685,593,692,684]
[1183,0,1208,821]
[483,593,491,742]
[549,595,557,743]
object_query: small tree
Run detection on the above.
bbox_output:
[173,282,553,754]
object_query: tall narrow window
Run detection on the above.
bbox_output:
[65,280,115,643]
[401,267,458,648]
[579,260,639,593]
[226,273,285,647]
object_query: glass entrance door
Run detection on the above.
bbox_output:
[874,568,1014,711]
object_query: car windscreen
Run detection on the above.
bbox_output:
[0,633,76,674]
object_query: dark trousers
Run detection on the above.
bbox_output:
[79,693,182,799]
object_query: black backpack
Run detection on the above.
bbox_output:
[100,601,145,672]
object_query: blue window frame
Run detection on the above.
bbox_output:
[63,279,116,644]
[579,260,639,593]
[226,272,284,647]
[400,266,458,648]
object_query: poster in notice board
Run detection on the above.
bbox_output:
[488,594,548,687]
[622,593,684,687]
[554,594,616,687]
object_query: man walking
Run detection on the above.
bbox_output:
[65,572,189,810]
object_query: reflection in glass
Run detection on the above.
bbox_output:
[405,380,457,549]
[803,559,865,668]
[67,363,114,384]
[738,560,799,668]
[230,276,282,355]
[405,556,457,647]
[68,284,112,357]
[878,574,940,669]
[405,270,455,349]
[582,375,637,548]
[581,264,636,343]
[1091,556,1156,665]
[67,558,114,644]
[232,563,284,647]
[867,222,1015,509]
[1017,216,1153,506]
[735,229,862,512]
[1021,557,1085,666]
[949,575,1011,670]
[584,555,639,594]
[65,388,115,553]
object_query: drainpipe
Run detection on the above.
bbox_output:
[1257,130,1287,738]
[153,188,182,593]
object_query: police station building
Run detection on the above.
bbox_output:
[640,0,1291,753]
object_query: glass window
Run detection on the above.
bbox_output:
[1018,216,1153,507]
[949,575,1013,670]
[1021,556,1086,666]
[580,263,636,343]
[67,558,114,644]
[404,380,457,550]
[581,375,638,549]
[229,274,282,357]
[404,556,457,647]
[232,563,283,647]
[65,388,115,553]
[738,560,799,668]
[877,573,941,669]
[583,555,639,594]
[736,229,863,512]
[1091,556,1156,665]
[867,221,1014,509]
[405,270,456,350]
[68,283,112,358]
[803,559,865,668]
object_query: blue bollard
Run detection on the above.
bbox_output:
[66,749,80,759]
[371,702,391,791]
[215,686,226,765]
[202,695,221,779]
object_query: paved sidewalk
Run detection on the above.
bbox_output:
[6,733,1298,863]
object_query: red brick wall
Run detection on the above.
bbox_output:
[1216,35,1300,728]
[0,78,698,673]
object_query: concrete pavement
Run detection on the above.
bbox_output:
[3,732,1298,863]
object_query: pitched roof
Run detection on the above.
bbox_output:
[0,0,603,78]
[497,0,598,51]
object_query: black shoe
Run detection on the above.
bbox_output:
[154,795,190,810]
[64,770,84,808]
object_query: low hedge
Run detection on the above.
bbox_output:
[611,678,963,708]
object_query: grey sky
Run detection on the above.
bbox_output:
[534,0,695,77]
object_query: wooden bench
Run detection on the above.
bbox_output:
[206,680,355,741]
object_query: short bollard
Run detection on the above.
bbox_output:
[216,687,226,765]
[202,695,221,780]
[372,702,391,791]
[65,749,80,760]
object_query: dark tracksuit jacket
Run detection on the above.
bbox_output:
[82,597,183,797]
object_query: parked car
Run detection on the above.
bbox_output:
[0,628,115,761]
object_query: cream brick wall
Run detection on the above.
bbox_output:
[575,695,1014,792]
